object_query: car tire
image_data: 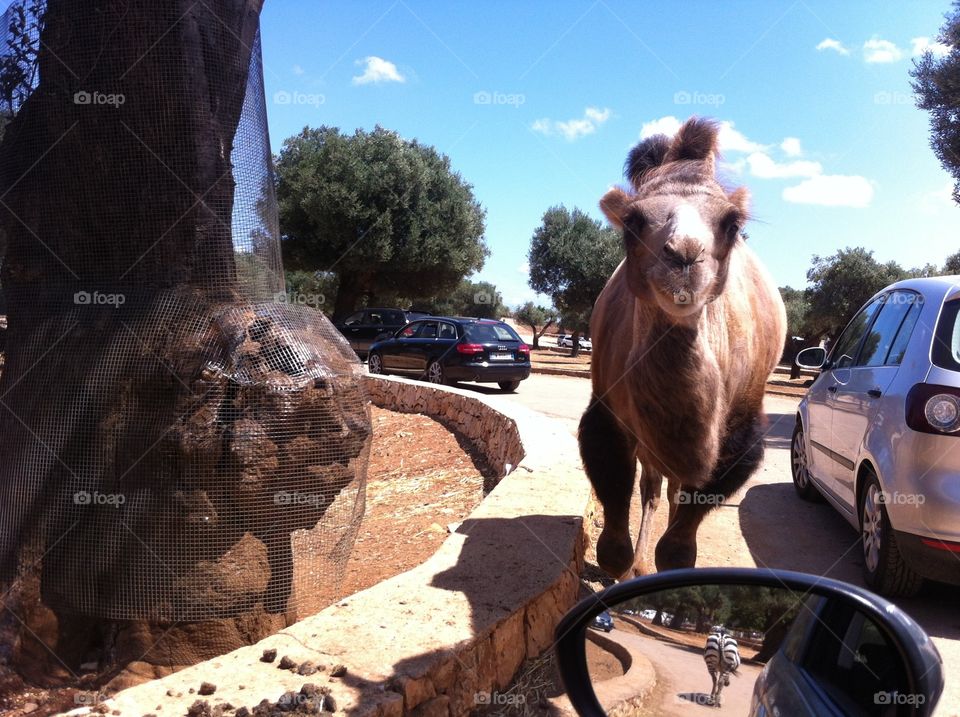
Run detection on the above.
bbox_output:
[859,469,924,597]
[426,359,447,386]
[790,421,823,502]
[368,352,384,375]
[498,380,520,392]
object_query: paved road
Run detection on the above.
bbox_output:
[598,627,761,715]
[452,373,960,716]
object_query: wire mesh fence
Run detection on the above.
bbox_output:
[0,0,370,633]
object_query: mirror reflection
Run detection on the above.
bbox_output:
[586,584,910,716]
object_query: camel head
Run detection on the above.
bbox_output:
[600,117,749,321]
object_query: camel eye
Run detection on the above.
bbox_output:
[721,212,741,243]
[623,208,647,243]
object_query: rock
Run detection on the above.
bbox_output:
[329,664,346,678]
[199,681,217,696]
[187,701,212,717]
[297,660,317,676]
[21,704,38,714]
[260,648,277,663]
[322,694,337,712]
[235,709,251,717]
[278,654,297,670]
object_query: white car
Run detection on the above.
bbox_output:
[557,334,592,351]
[793,277,960,596]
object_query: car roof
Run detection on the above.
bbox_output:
[883,275,960,300]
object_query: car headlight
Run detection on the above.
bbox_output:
[924,394,960,433]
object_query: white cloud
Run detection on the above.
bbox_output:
[639,116,764,154]
[518,261,530,275]
[747,152,821,179]
[911,36,951,58]
[816,38,850,55]
[352,56,406,85]
[781,137,802,157]
[783,175,874,208]
[532,106,612,141]
[292,64,305,76]
[863,37,903,63]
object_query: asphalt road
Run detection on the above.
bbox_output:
[452,373,960,716]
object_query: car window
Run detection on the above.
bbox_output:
[932,298,960,372]
[830,297,883,369]
[438,322,457,339]
[416,321,439,339]
[366,311,386,325]
[781,594,825,662]
[385,310,405,324]
[884,294,923,366]
[858,292,921,367]
[398,322,419,338]
[343,311,364,326]
[466,323,520,343]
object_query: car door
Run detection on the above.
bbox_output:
[829,291,923,502]
[805,297,883,499]
[409,320,440,373]
[383,322,419,370]
[339,310,366,351]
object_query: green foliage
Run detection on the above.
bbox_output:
[804,248,910,341]
[0,0,43,115]
[409,279,506,319]
[527,205,622,331]
[944,251,960,275]
[779,286,811,339]
[275,125,487,319]
[513,301,558,348]
[283,270,339,316]
[911,2,960,204]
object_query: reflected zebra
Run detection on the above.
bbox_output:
[704,625,740,707]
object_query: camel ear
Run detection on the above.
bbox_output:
[664,117,719,171]
[625,135,670,188]
[600,187,632,230]
[728,186,750,216]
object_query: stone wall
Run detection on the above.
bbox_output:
[65,375,593,717]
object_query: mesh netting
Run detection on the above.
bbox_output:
[0,0,370,629]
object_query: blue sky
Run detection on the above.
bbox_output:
[260,1,959,308]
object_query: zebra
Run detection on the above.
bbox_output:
[704,625,740,707]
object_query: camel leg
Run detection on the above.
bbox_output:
[579,396,638,579]
[666,475,682,525]
[656,417,765,571]
[628,464,662,577]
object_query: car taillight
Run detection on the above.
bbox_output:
[456,343,484,355]
[518,343,530,355]
[905,384,960,435]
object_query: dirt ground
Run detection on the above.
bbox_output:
[0,406,491,716]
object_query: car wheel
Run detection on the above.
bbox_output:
[859,470,923,597]
[368,352,384,375]
[426,360,447,385]
[790,421,822,502]
[498,380,520,392]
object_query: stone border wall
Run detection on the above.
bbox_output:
[68,375,593,717]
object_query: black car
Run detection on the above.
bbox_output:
[592,610,614,632]
[367,317,531,391]
[335,308,410,359]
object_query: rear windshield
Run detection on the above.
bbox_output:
[465,323,520,343]
[932,298,960,372]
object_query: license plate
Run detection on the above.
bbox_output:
[490,352,514,361]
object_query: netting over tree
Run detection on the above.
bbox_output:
[0,0,370,672]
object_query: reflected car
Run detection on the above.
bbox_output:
[592,611,613,632]
[367,317,531,391]
[557,334,592,351]
[792,277,960,596]
[334,307,410,359]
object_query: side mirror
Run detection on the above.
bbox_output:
[795,346,827,370]
[555,568,943,716]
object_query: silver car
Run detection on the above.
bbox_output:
[793,277,960,596]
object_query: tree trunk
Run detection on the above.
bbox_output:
[570,329,582,358]
[332,271,370,322]
[0,0,368,688]
[528,323,539,349]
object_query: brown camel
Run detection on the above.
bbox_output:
[579,117,786,578]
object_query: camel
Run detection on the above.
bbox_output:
[579,117,786,578]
